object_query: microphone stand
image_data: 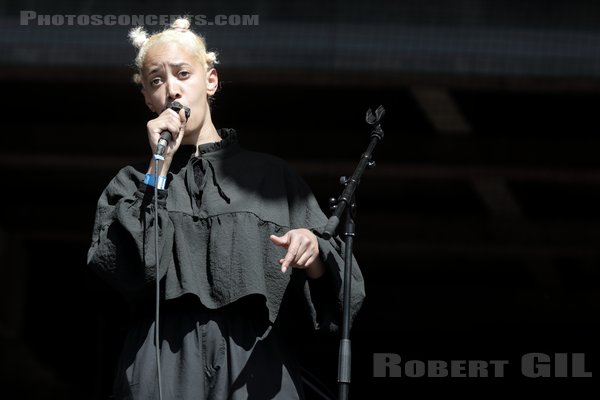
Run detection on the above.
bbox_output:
[321,105,385,400]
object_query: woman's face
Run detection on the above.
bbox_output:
[141,41,218,136]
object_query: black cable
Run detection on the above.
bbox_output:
[153,156,164,400]
[150,103,189,399]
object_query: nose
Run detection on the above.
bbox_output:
[165,76,182,101]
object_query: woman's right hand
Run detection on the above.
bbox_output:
[146,107,187,176]
[146,107,187,159]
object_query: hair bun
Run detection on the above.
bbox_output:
[128,26,148,48]
[205,51,219,68]
[171,17,191,31]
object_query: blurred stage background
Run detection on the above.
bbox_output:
[0,0,597,398]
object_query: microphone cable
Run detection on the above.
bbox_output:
[153,153,164,400]
[151,102,190,400]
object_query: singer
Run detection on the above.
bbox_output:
[87,17,365,399]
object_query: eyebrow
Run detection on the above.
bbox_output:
[148,62,192,75]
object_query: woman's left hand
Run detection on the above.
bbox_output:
[270,229,325,278]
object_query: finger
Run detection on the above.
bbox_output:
[292,238,312,267]
[282,239,301,271]
[172,120,187,144]
[270,234,290,248]
[178,107,188,123]
[158,110,178,128]
[168,113,184,131]
[172,130,184,147]
[164,124,180,141]
[305,254,318,267]
[156,117,180,134]
[295,250,314,267]
[163,108,180,118]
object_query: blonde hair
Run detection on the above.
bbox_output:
[128,17,219,85]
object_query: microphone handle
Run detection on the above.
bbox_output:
[154,102,190,156]
[155,131,172,156]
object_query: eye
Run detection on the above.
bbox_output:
[179,70,190,79]
[150,77,162,86]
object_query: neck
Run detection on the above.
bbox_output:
[182,117,221,149]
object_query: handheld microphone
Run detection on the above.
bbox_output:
[155,101,191,156]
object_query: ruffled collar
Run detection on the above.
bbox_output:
[169,128,238,214]
[174,128,239,161]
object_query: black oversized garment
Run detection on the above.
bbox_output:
[87,129,365,399]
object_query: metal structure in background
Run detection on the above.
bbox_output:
[3,1,600,79]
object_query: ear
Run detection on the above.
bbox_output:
[206,68,219,96]
[141,87,157,113]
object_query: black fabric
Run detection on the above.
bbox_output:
[87,129,365,399]
[114,295,304,400]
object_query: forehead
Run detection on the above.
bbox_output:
[142,41,202,72]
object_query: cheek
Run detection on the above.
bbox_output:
[149,93,162,105]
[189,85,208,107]
[142,89,161,112]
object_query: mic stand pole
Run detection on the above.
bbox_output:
[321,105,385,400]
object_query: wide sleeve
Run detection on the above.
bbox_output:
[86,167,175,301]
[284,166,366,332]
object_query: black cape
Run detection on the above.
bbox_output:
[87,129,365,398]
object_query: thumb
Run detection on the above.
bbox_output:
[178,107,188,123]
[269,233,290,248]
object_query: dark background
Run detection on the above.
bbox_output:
[0,1,597,398]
